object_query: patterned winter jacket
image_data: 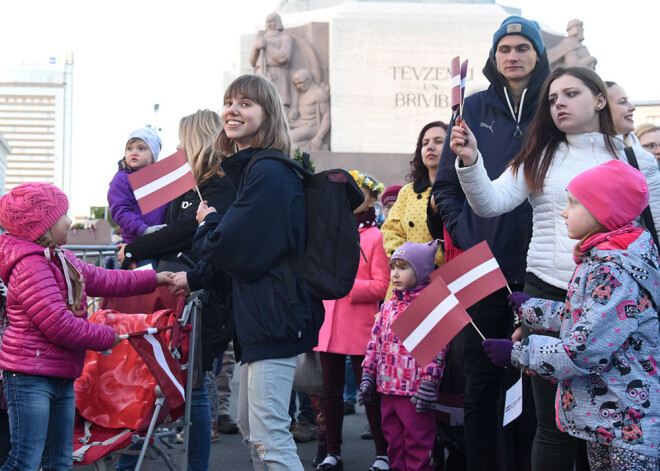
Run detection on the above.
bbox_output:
[363,284,446,397]
[0,234,157,379]
[512,228,660,457]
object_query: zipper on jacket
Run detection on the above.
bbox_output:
[503,87,527,139]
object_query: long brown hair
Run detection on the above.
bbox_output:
[572,223,608,261]
[407,121,448,184]
[179,110,224,185]
[509,67,619,194]
[216,75,294,158]
[34,235,85,315]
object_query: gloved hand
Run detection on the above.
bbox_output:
[482,339,514,368]
[358,370,376,405]
[411,379,437,413]
[143,224,167,235]
[507,291,530,313]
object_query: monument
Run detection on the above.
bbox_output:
[239,1,597,186]
[547,19,597,70]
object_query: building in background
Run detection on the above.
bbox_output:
[0,51,74,196]
[0,133,9,191]
[633,102,660,127]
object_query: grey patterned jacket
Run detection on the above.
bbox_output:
[512,228,660,457]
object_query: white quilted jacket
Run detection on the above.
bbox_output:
[457,132,660,288]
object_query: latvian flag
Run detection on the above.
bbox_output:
[430,241,508,308]
[127,329,185,409]
[391,276,471,367]
[450,56,461,113]
[128,149,197,214]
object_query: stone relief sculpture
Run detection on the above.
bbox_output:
[289,69,330,151]
[548,19,597,70]
[250,13,295,108]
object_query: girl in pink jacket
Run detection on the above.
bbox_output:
[360,240,447,471]
[0,182,171,471]
[315,171,390,471]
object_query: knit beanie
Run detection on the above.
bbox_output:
[390,240,439,285]
[0,182,69,241]
[492,16,545,57]
[127,127,162,161]
[567,160,648,231]
[381,185,403,206]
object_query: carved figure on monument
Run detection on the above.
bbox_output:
[289,69,330,151]
[548,19,597,70]
[250,13,294,107]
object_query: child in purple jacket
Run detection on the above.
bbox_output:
[107,127,167,248]
[360,240,447,471]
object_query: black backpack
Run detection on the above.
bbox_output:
[245,149,365,301]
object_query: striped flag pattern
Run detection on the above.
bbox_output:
[460,59,469,106]
[450,56,461,112]
[128,149,197,214]
[391,276,471,366]
[430,241,508,308]
[127,331,185,409]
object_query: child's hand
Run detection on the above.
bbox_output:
[511,326,522,342]
[411,379,437,413]
[482,339,514,368]
[358,371,376,405]
[507,291,531,313]
[112,333,121,348]
[156,271,174,286]
[196,201,217,224]
[117,244,127,263]
[168,271,191,297]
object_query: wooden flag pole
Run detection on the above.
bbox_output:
[506,284,512,294]
[194,185,203,203]
[471,321,486,340]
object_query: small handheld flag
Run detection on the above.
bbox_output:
[451,56,461,113]
[128,149,197,215]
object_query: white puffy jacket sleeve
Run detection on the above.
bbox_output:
[455,153,531,218]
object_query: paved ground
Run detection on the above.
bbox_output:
[79,368,376,471]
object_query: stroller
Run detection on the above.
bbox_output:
[72,284,202,471]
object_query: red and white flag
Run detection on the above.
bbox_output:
[127,331,185,409]
[450,56,461,112]
[391,276,471,366]
[460,59,469,106]
[430,241,507,308]
[128,149,197,215]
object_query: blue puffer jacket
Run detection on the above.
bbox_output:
[513,229,660,458]
[193,147,324,364]
[432,53,550,284]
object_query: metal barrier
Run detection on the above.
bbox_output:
[63,244,119,313]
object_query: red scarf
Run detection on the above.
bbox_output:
[573,223,639,264]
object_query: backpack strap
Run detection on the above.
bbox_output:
[624,147,660,248]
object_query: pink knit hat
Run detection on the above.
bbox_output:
[567,160,648,231]
[0,182,69,241]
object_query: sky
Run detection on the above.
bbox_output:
[0,0,658,217]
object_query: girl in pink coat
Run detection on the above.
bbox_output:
[315,171,390,471]
[0,182,172,471]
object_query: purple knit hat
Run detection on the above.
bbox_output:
[0,182,69,241]
[390,240,439,285]
[567,160,648,231]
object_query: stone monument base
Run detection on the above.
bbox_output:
[312,150,412,190]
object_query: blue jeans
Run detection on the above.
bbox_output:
[343,355,357,404]
[238,357,303,471]
[1,371,75,471]
[116,379,210,471]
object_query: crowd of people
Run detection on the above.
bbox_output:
[0,12,657,471]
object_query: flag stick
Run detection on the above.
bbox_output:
[471,321,486,340]
[194,186,203,203]
[506,284,512,294]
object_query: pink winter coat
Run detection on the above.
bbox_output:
[316,226,389,355]
[0,234,157,379]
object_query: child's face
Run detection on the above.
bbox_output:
[382,201,395,220]
[125,139,154,170]
[390,260,417,290]
[222,94,264,151]
[46,214,72,246]
[561,190,602,239]
[354,186,376,215]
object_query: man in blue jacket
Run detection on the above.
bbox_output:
[432,16,550,471]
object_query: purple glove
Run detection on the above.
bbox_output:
[507,292,530,313]
[358,370,376,405]
[482,339,514,368]
[411,379,437,413]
